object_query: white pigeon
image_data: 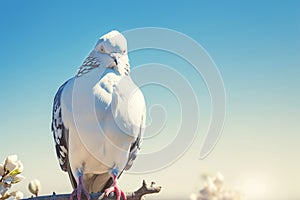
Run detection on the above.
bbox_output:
[51,30,146,200]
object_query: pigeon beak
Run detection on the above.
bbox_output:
[114,58,118,65]
[110,53,119,67]
[110,53,129,73]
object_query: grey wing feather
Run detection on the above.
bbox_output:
[124,115,144,171]
[51,80,77,188]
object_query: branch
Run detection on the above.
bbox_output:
[125,180,161,200]
[23,180,161,200]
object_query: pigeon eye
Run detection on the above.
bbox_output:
[122,50,126,54]
[100,46,105,53]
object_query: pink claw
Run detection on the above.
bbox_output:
[104,175,126,200]
[70,176,91,200]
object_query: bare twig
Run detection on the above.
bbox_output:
[123,180,161,200]
[23,180,161,200]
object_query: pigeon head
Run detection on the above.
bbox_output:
[95,30,127,55]
[77,30,130,77]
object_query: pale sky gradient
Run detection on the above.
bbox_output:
[0,1,299,199]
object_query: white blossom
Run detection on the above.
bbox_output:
[3,155,23,175]
[28,179,41,196]
[0,155,25,200]
[10,191,24,199]
[190,173,244,200]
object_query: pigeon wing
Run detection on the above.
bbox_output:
[51,80,77,188]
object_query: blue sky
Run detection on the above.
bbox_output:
[0,1,299,199]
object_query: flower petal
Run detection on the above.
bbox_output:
[4,155,18,166]
[0,164,4,176]
[5,162,17,173]
[11,174,25,184]
[16,160,24,173]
